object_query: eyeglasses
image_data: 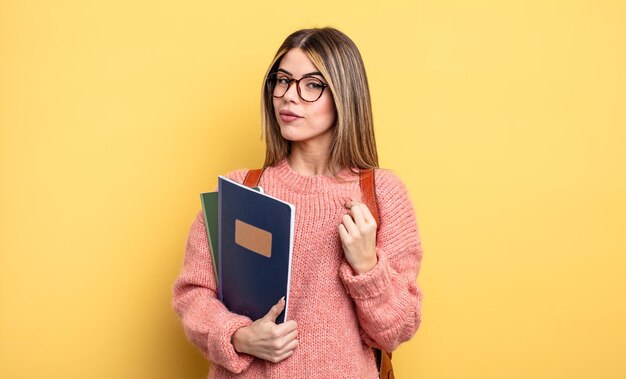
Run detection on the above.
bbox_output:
[267,72,329,102]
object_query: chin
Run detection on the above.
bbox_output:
[279,126,302,142]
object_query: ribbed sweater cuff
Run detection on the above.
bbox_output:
[209,313,255,373]
[339,250,391,300]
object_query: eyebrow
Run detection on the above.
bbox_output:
[277,68,324,77]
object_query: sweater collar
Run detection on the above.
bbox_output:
[270,159,358,193]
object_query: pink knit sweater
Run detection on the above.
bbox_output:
[173,159,423,379]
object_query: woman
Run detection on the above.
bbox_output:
[173,27,423,378]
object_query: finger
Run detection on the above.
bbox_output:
[262,296,285,322]
[285,327,298,341]
[357,202,375,224]
[348,201,375,225]
[344,200,359,209]
[272,328,299,353]
[277,337,299,355]
[338,223,350,241]
[273,348,295,363]
[342,214,359,235]
[279,327,298,345]
[348,202,367,226]
[275,320,298,336]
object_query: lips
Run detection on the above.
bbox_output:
[279,109,302,123]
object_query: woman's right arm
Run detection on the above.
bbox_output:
[172,211,255,374]
[173,204,299,370]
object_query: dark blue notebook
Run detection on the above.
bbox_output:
[218,176,295,324]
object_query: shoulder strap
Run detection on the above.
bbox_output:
[243,168,265,187]
[360,169,393,378]
[359,169,380,230]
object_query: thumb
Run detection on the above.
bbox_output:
[262,296,285,322]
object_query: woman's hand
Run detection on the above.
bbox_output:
[231,297,298,363]
[338,201,378,275]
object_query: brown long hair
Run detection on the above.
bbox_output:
[261,27,378,175]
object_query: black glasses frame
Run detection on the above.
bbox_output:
[267,72,329,102]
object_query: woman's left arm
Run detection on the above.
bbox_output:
[338,170,423,352]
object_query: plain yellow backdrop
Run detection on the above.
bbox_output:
[1,1,625,378]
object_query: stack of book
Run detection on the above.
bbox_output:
[200,176,295,324]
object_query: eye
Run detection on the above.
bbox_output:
[276,75,291,85]
[303,78,325,89]
[307,82,324,89]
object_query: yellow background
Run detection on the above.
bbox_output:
[1,0,625,378]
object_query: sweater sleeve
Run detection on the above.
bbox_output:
[338,169,423,352]
[172,170,254,373]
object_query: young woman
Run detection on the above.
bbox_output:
[173,27,423,378]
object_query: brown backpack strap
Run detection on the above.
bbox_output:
[377,350,394,379]
[243,168,265,188]
[361,169,393,378]
[359,169,380,230]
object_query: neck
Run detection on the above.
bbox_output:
[287,144,332,176]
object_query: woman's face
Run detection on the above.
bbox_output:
[272,48,336,151]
